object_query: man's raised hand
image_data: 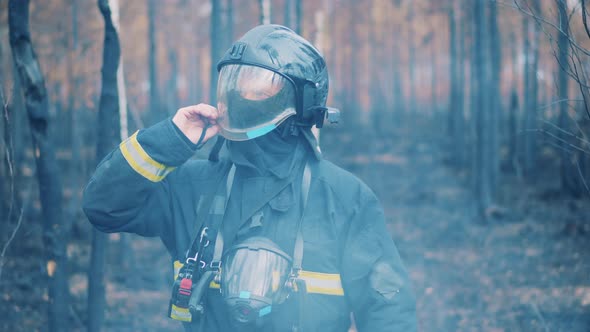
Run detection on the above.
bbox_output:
[172,104,220,145]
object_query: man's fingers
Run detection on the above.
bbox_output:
[203,125,220,141]
[182,104,219,122]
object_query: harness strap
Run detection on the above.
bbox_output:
[208,137,226,162]
[210,165,236,269]
[184,164,235,268]
[292,162,311,273]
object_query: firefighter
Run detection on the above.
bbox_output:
[83,24,417,331]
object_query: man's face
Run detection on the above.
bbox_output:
[234,66,284,101]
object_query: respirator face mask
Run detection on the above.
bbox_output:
[220,236,293,326]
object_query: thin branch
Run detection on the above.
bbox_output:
[522,129,590,156]
[541,119,590,147]
[500,0,590,57]
[0,191,25,281]
[538,98,585,110]
[544,137,573,154]
[513,0,590,96]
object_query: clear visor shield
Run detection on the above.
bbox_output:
[221,243,292,304]
[217,65,297,141]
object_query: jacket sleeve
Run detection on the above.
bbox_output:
[341,189,417,332]
[82,119,197,237]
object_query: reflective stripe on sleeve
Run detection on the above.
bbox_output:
[120,131,176,182]
[299,270,345,296]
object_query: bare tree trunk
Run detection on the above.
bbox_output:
[224,0,234,49]
[407,2,417,116]
[188,1,202,105]
[508,30,519,172]
[448,2,461,166]
[369,0,380,133]
[430,31,437,114]
[166,50,179,114]
[148,0,160,124]
[284,0,292,28]
[523,0,540,179]
[456,1,466,167]
[349,2,361,124]
[520,9,530,177]
[11,62,26,189]
[8,1,69,330]
[110,0,134,281]
[258,0,271,24]
[68,0,80,192]
[295,0,302,35]
[556,0,576,194]
[0,49,5,222]
[88,1,122,331]
[390,8,405,116]
[472,0,492,216]
[488,0,501,198]
[210,0,222,105]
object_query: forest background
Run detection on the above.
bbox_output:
[1,0,590,331]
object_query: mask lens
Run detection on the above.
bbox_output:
[222,245,291,303]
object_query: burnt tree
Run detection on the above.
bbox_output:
[88,1,122,331]
[8,0,70,330]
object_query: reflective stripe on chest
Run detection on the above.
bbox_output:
[297,270,345,296]
[173,260,345,296]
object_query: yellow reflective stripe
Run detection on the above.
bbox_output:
[173,260,183,281]
[170,304,192,322]
[119,131,175,182]
[172,263,344,295]
[299,270,345,296]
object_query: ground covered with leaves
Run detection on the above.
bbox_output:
[1,118,589,331]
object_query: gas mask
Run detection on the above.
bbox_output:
[220,236,293,326]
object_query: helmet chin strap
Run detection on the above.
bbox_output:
[279,117,301,138]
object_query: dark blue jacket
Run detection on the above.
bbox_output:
[83,119,417,331]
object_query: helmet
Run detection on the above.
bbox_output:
[216,24,332,144]
[220,236,293,326]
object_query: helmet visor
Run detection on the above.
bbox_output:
[217,64,297,141]
[221,242,292,304]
